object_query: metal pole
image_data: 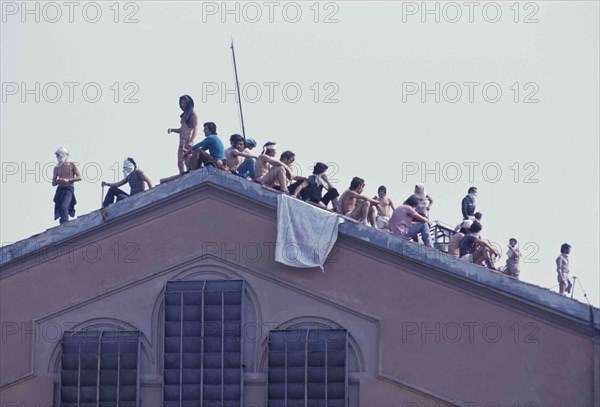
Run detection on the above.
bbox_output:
[230,40,246,140]
[570,276,577,298]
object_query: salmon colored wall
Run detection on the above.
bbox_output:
[1,191,597,406]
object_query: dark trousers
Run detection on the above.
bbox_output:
[103,186,129,208]
[54,186,76,224]
[57,189,73,223]
[187,149,219,170]
[315,188,339,207]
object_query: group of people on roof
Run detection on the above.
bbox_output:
[49,94,574,296]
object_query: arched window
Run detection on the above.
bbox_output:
[265,318,364,407]
[163,279,245,406]
[60,329,141,406]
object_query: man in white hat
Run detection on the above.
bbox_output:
[51,147,82,223]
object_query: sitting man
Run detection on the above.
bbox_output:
[254,142,284,181]
[101,157,153,207]
[447,219,472,257]
[336,177,380,226]
[458,221,499,270]
[291,162,339,209]
[237,138,257,179]
[260,150,302,194]
[186,122,225,169]
[388,196,432,247]
[225,134,258,174]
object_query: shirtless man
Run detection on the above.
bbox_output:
[225,134,258,173]
[254,142,280,181]
[260,150,302,193]
[556,243,572,295]
[336,177,380,226]
[458,222,500,270]
[374,185,395,229]
[51,147,82,224]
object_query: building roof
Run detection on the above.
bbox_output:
[1,168,599,332]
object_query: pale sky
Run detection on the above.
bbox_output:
[1,1,599,307]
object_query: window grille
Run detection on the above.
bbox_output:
[60,330,140,407]
[164,280,244,407]
[268,329,348,407]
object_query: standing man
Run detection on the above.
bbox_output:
[374,185,395,229]
[461,186,478,220]
[556,243,572,295]
[504,238,522,279]
[52,147,82,224]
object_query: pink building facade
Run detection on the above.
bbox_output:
[1,169,599,407]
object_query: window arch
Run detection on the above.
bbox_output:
[51,319,148,407]
[262,317,365,407]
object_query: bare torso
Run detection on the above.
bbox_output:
[339,190,357,214]
[254,154,272,180]
[53,162,76,186]
[376,197,392,217]
[225,148,245,170]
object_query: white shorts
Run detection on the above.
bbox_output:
[376,215,390,229]
[461,254,474,263]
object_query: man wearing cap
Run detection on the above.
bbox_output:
[237,138,257,179]
[51,147,82,224]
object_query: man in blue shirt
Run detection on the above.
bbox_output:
[186,122,225,169]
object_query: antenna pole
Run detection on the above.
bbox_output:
[230,40,246,140]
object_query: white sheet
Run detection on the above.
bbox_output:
[275,194,340,271]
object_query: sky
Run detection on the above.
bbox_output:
[1,1,599,307]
